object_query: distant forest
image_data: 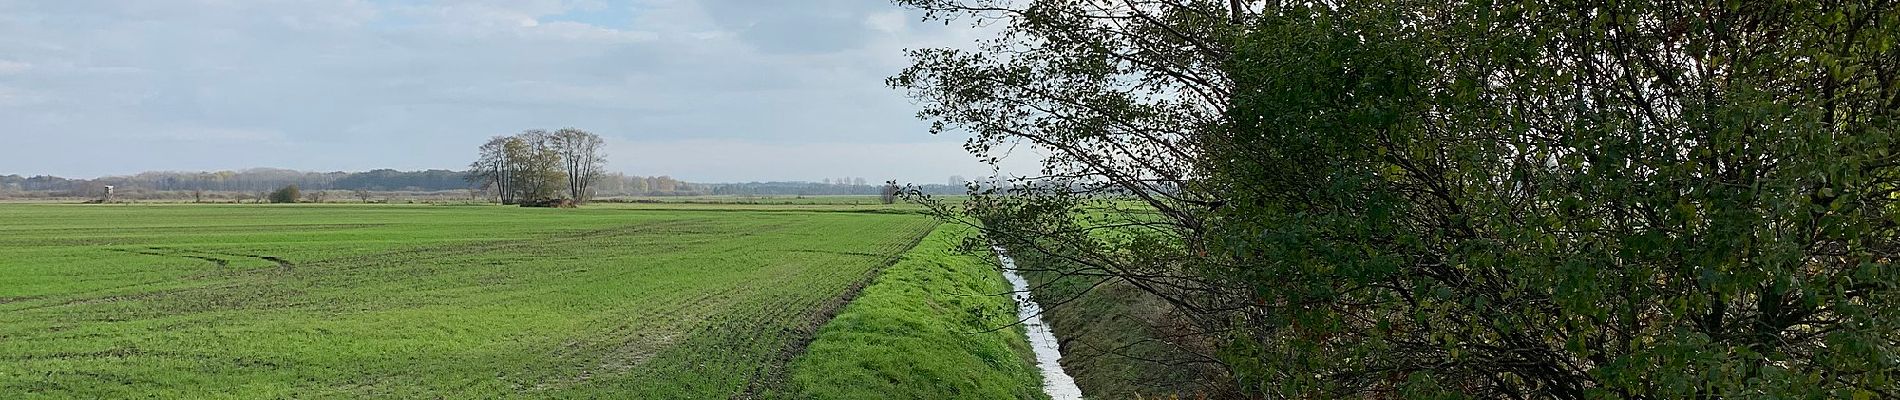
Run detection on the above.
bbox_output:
[0,168,967,199]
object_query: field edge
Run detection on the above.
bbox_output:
[737,220,940,397]
[774,225,1050,400]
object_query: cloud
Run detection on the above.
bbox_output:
[0,59,30,74]
[864,10,909,34]
[605,138,1043,184]
[0,0,1032,181]
[0,86,41,107]
[119,127,291,145]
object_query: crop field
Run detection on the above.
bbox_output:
[599,195,897,205]
[0,203,937,398]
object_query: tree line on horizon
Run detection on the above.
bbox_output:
[0,127,975,201]
[0,171,972,201]
[0,170,711,199]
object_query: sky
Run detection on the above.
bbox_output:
[0,0,1040,184]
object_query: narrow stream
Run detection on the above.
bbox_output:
[995,247,1085,400]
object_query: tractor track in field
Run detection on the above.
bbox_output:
[190,249,296,270]
[108,247,302,272]
[0,223,389,235]
[5,285,206,312]
[517,219,937,398]
[42,223,686,314]
[106,248,230,267]
[733,221,937,399]
[0,278,184,313]
[0,295,44,305]
[521,278,761,392]
[293,220,710,273]
[11,213,943,398]
[783,249,894,258]
[732,268,882,400]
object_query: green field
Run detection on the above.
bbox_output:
[598,195,899,205]
[0,203,942,398]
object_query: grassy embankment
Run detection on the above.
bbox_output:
[1008,247,1219,399]
[779,225,1050,400]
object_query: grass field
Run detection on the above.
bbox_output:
[598,195,899,205]
[780,225,1047,400]
[0,203,938,398]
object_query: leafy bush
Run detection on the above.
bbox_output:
[897,0,1900,397]
[267,185,300,204]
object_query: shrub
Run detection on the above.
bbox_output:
[268,185,300,204]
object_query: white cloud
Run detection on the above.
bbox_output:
[0,86,42,107]
[537,21,659,42]
[605,138,1040,184]
[0,60,31,74]
[0,0,1025,181]
[864,10,908,34]
[118,127,292,144]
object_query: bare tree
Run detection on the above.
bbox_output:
[879,181,900,205]
[550,128,607,203]
[469,136,518,204]
[471,129,598,205]
[512,129,566,201]
[353,188,372,203]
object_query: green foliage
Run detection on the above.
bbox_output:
[508,131,567,202]
[1209,1,1900,397]
[267,184,299,203]
[898,0,1900,397]
[470,130,569,204]
[0,204,936,398]
[780,225,1048,400]
[549,128,607,203]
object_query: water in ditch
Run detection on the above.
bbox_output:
[995,247,1085,400]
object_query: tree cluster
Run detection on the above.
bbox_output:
[899,0,1900,398]
[0,168,467,195]
[468,128,607,205]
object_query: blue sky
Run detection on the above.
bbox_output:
[0,0,1036,183]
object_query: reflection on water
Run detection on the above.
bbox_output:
[996,247,1085,400]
